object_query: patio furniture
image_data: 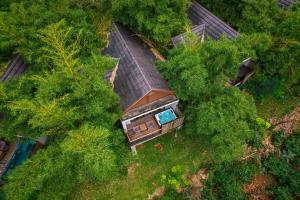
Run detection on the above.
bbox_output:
[139,123,147,132]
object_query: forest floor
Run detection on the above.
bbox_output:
[71,133,213,200]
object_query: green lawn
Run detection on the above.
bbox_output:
[71,132,212,200]
[256,96,300,120]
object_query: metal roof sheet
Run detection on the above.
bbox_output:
[0,55,29,82]
[103,23,171,111]
[278,0,295,8]
[171,24,206,46]
[188,0,239,40]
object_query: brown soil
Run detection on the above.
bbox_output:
[270,104,300,136]
[127,163,140,175]
[189,169,209,199]
[242,133,276,161]
[147,186,165,200]
[243,175,275,200]
[154,143,164,154]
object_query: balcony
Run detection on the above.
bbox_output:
[125,108,184,147]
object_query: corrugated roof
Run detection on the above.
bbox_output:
[0,55,29,82]
[188,0,239,40]
[278,0,295,8]
[171,24,206,47]
[103,23,171,111]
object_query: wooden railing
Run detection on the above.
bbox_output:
[161,107,184,134]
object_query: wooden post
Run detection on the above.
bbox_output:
[131,145,137,155]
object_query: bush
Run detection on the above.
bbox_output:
[202,161,257,200]
[263,155,300,197]
[270,186,293,200]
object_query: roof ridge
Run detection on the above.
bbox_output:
[189,0,239,39]
[113,23,152,91]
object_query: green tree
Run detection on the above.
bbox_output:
[196,88,257,161]
[2,146,78,200]
[198,0,279,33]
[158,36,258,161]
[0,20,120,140]
[0,0,107,64]
[112,0,190,44]
[62,124,117,182]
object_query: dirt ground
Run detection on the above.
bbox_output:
[270,103,300,136]
[243,174,275,200]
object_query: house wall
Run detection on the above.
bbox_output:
[125,90,174,113]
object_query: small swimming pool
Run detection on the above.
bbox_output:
[155,108,177,126]
[4,140,35,176]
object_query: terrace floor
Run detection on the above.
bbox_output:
[126,114,161,142]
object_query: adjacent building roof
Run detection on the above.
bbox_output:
[103,23,172,111]
[188,0,239,40]
[171,24,206,47]
[278,0,296,8]
[0,55,29,82]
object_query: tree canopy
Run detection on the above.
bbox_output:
[112,0,190,44]
[158,37,259,161]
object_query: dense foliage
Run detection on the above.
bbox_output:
[0,0,299,199]
[1,20,120,140]
[0,1,123,199]
[262,132,300,199]
[158,37,260,162]
[198,0,300,98]
[0,0,110,65]
[203,161,257,200]
[112,0,190,44]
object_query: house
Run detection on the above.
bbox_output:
[172,0,253,86]
[278,0,296,9]
[172,0,240,44]
[171,24,206,47]
[188,0,239,41]
[172,0,239,46]
[104,23,184,152]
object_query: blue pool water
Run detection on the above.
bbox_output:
[4,140,35,176]
[155,109,177,125]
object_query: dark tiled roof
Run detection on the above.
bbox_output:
[171,24,206,47]
[103,23,171,111]
[278,0,295,8]
[188,0,239,40]
[0,55,29,82]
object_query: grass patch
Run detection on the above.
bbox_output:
[256,96,300,119]
[71,132,212,200]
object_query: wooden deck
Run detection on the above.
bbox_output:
[125,107,185,148]
[126,114,161,143]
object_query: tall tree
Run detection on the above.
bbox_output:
[112,0,190,44]
[158,37,258,161]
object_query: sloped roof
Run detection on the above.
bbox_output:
[103,23,171,111]
[278,0,295,8]
[171,24,206,47]
[0,55,29,82]
[188,0,239,40]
